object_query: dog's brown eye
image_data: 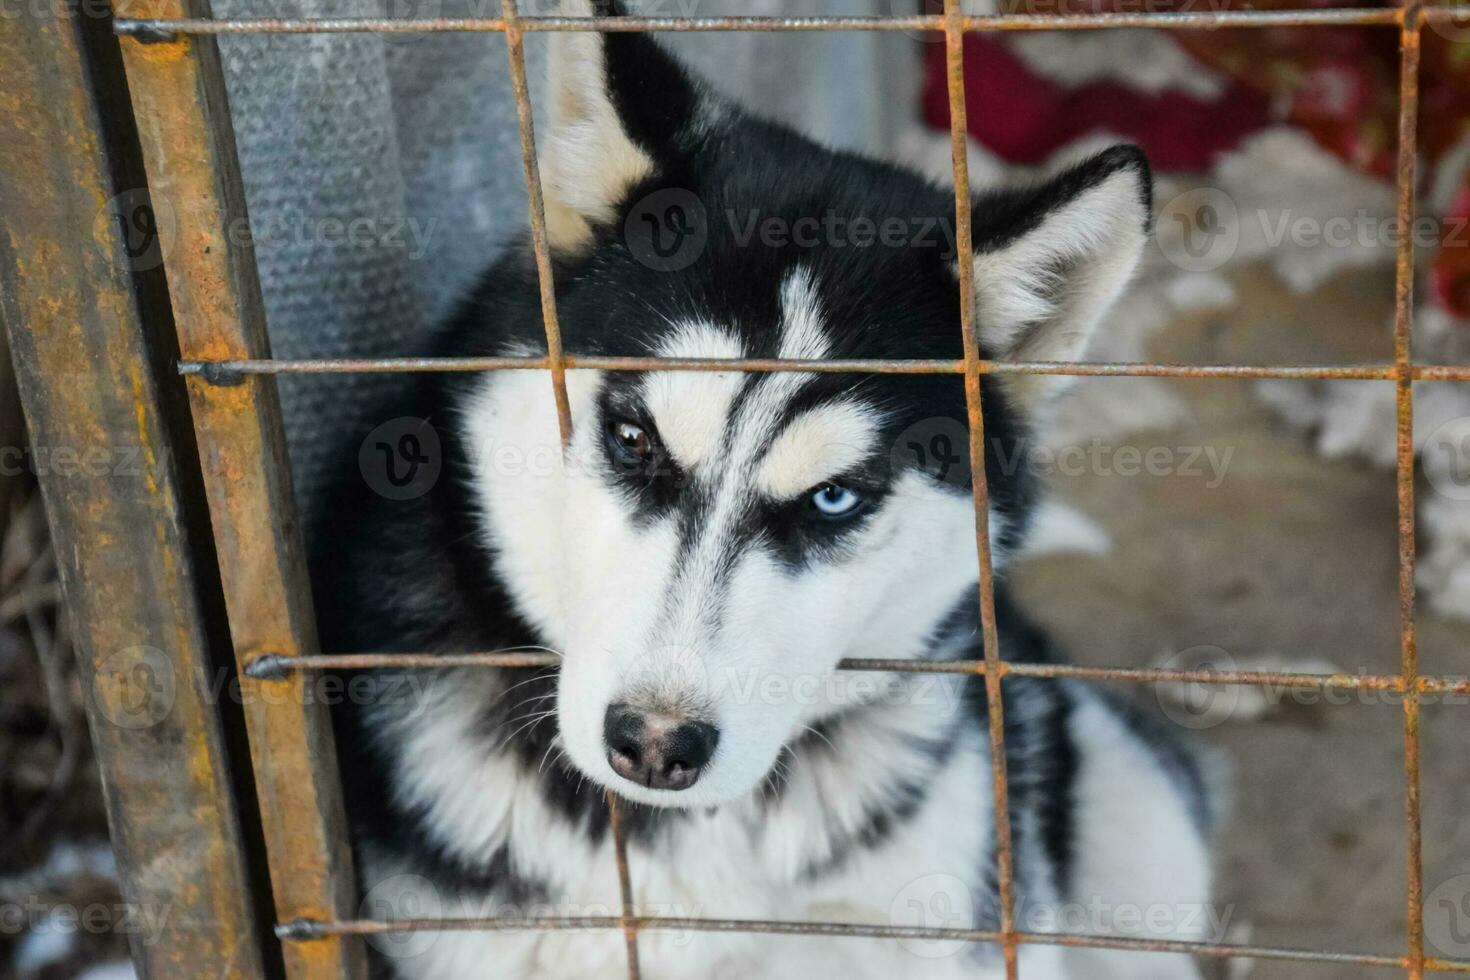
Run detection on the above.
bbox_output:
[609,420,653,464]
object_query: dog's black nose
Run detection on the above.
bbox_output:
[603,703,718,791]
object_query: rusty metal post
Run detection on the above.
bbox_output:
[0,320,23,523]
[0,3,269,976]
[110,0,365,976]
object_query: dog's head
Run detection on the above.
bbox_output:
[464,2,1151,808]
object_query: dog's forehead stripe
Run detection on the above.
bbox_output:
[756,401,882,500]
[775,266,830,361]
[650,267,834,636]
[719,267,833,482]
[641,322,745,473]
[638,267,832,480]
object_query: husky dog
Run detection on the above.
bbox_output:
[311,5,1220,977]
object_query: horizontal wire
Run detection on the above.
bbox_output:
[176,356,1470,382]
[241,651,1470,695]
[270,913,1470,973]
[113,8,1414,39]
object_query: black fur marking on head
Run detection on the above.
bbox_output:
[970,143,1152,254]
[602,32,701,167]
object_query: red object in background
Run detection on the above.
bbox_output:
[920,36,1271,171]
[1435,187,1470,319]
[919,0,1470,323]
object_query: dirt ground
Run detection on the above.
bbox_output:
[1005,263,1470,978]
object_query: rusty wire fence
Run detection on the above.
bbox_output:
[88,0,1470,977]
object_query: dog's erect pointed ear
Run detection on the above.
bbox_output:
[970,145,1152,411]
[541,0,702,252]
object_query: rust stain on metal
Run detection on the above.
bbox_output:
[112,8,1407,37]
[244,650,1470,700]
[1392,9,1425,979]
[271,913,1470,974]
[500,0,574,444]
[0,4,265,974]
[176,354,1466,380]
[607,793,643,980]
[943,2,1019,977]
[116,0,365,974]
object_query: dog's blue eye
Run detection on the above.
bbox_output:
[809,484,861,518]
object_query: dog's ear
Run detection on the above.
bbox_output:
[540,0,702,252]
[969,145,1152,412]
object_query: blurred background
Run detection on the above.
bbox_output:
[4,0,1470,976]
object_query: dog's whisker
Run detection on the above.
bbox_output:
[489,709,560,750]
[798,724,836,754]
[485,668,561,711]
[485,706,558,735]
[537,737,565,776]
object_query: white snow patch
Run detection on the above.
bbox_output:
[1154,651,1347,724]
[76,963,138,980]
[13,915,77,973]
[1215,128,1398,293]
[1007,30,1227,100]
[1018,499,1112,559]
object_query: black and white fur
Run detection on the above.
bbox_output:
[312,5,1219,976]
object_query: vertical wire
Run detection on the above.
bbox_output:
[608,792,643,979]
[501,4,637,976]
[500,0,574,444]
[1391,5,1424,978]
[943,2,1020,976]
